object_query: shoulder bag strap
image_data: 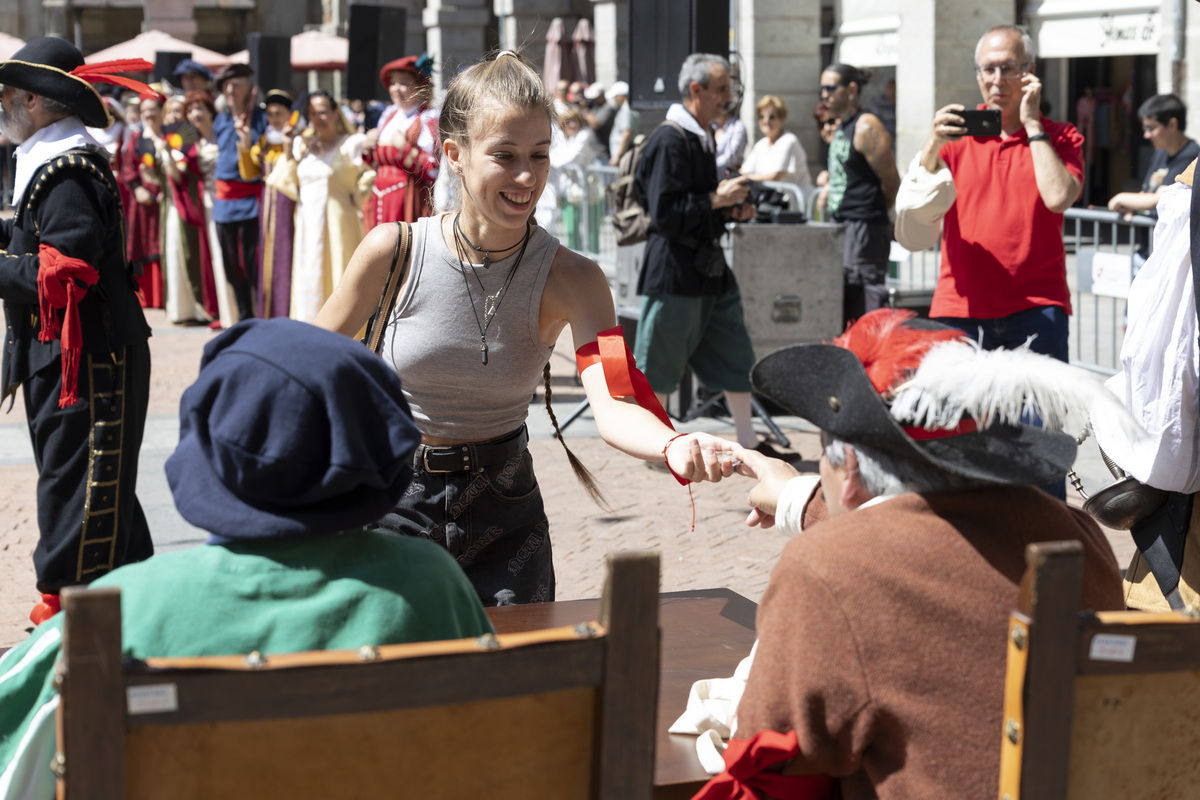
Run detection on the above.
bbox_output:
[363,221,412,354]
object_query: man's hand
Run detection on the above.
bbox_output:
[732,445,802,529]
[919,104,966,173]
[726,202,755,221]
[234,112,252,149]
[711,175,749,209]
[1019,72,1043,132]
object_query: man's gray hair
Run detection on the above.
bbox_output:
[975,25,1036,67]
[12,89,73,121]
[677,53,729,99]
[823,434,990,497]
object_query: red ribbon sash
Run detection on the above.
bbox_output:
[692,730,834,800]
[576,326,687,486]
[215,179,262,201]
[37,244,99,408]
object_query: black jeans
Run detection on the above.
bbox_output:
[373,445,554,607]
[216,218,258,322]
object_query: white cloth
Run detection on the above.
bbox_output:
[741,131,812,195]
[12,118,101,207]
[196,141,239,329]
[1091,181,1200,492]
[666,103,714,154]
[774,477,898,535]
[893,152,956,252]
[378,105,437,155]
[669,642,757,774]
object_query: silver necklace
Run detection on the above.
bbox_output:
[454,214,527,269]
[452,215,531,365]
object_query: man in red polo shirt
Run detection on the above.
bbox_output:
[895,25,1082,360]
[895,24,1082,498]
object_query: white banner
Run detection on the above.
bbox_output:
[1036,11,1161,58]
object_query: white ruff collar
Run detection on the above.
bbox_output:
[666,103,714,154]
[13,118,100,207]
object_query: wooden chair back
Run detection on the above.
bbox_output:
[55,551,660,800]
[999,541,1200,800]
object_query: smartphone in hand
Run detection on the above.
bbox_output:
[959,109,1001,137]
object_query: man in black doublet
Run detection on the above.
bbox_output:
[0,37,154,623]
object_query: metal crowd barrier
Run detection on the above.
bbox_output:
[889,207,1155,376]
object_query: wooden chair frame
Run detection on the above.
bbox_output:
[55,551,660,800]
[999,541,1200,800]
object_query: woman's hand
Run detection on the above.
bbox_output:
[663,432,742,483]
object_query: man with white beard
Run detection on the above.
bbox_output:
[0,37,155,625]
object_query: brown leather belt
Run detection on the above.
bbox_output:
[413,425,529,473]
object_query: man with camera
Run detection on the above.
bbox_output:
[633,53,793,459]
[895,25,1083,368]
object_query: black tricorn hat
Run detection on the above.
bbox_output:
[749,311,1083,486]
[0,37,108,127]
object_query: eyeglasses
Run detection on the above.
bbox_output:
[819,84,844,95]
[975,62,1029,80]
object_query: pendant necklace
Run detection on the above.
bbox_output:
[454,214,528,269]
[453,215,532,365]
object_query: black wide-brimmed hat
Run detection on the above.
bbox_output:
[0,37,154,128]
[749,309,1134,485]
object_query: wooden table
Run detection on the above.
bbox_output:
[487,587,759,800]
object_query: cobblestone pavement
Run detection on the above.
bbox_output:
[0,309,1137,647]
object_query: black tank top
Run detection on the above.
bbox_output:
[826,109,888,223]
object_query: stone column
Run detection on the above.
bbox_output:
[591,0,629,85]
[737,0,823,183]
[424,0,491,90]
[895,0,1013,167]
[143,0,198,40]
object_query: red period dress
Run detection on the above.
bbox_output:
[362,105,439,231]
[120,128,164,309]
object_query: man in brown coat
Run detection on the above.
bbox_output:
[719,309,1125,800]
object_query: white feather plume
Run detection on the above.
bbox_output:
[888,340,1146,442]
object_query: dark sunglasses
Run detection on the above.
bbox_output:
[819,83,845,94]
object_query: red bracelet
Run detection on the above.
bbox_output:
[662,433,692,486]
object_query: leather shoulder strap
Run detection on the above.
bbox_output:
[363,221,413,354]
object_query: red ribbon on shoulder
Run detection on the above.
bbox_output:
[37,244,99,408]
[691,730,834,800]
[576,326,688,486]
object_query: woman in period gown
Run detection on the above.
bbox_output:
[362,54,439,231]
[236,89,296,319]
[121,92,165,308]
[267,90,374,323]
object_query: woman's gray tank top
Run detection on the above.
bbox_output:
[381,213,557,440]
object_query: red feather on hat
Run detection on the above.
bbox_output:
[70,59,156,98]
[833,308,964,396]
